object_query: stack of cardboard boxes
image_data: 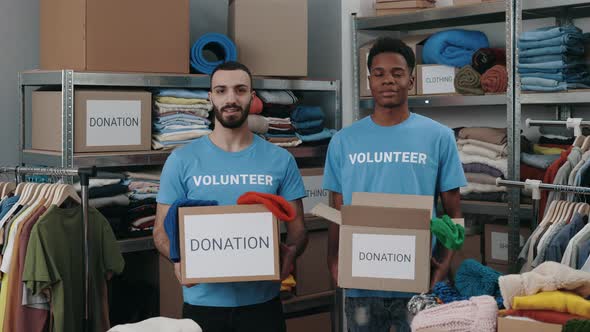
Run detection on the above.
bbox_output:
[374,0,436,16]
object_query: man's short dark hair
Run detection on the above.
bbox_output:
[210,61,253,88]
[367,37,416,73]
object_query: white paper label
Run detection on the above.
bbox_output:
[183,212,275,279]
[421,66,456,94]
[86,100,142,146]
[303,175,329,214]
[491,231,526,261]
[351,233,416,280]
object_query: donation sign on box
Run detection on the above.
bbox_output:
[179,205,280,284]
[86,100,142,147]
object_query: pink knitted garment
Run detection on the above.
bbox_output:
[411,295,498,332]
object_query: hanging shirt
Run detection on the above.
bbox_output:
[323,113,467,298]
[22,206,124,332]
[157,134,306,307]
[544,213,587,263]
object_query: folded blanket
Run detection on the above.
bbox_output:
[261,105,294,119]
[125,169,162,181]
[539,136,575,145]
[296,126,324,135]
[293,119,324,130]
[455,65,484,95]
[461,192,507,202]
[481,65,508,93]
[457,139,507,156]
[422,29,490,67]
[465,172,499,185]
[296,128,335,143]
[257,90,298,105]
[155,96,209,105]
[459,143,505,160]
[89,183,129,199]
[499,309,587,325]
[271,139,302,148]
[512,291,590,318]
[266,136,300,144]
[268,128,296,135]
[250,95,263,114]
[521,153,560,169]
[291,106,325,123]
[533,144,565,155]
[153,130,212,142]
[154,89,209,100]
[472,48,506,74]
[268,123,293,130]
[464,163,504,178]
[460,183,506,195]
[265,117,292,125]
[152,140,193,150]
[154,102,211,117]
[90,194,130,209]
[460,152,508,177]
[247,114,269,134]
[458,127,507,145]
[154,125,210,134]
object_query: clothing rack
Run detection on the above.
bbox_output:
[526,118,590,137]
[0,166,96,332]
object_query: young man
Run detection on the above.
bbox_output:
[323,38,466,331]
[153,61,308,332]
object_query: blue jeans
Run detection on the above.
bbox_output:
[519,71,590,82]
[520,45,584,57]
[518,65,586,74]
[345,297,410,332]
[519,54,580,64]
[521,83,590,91]
[520,26,581,41]
[519,34,582,49]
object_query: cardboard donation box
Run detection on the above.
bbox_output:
[179,205,280,284]
[497,317,562,332]
[312,193,433,293]
[417,65,458,95]
[31,90,152,153]
[301,168,330,217]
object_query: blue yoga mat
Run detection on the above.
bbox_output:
[190,33,238,74]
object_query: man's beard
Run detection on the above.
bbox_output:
[213,101,251,129]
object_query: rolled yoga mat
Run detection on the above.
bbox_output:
[190,33,238,74]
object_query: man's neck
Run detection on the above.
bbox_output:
[371,104,410,126]
[209,123,254,152]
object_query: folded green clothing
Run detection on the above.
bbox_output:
[431,215,465,250]
[455,65,484,95]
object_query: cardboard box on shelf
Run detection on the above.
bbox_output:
[286,312,331,332]
[359,34,429,97]
[312,193,435,293]
[40,0,189,73]
[300,168,330,217]
[159,255,183,319]
[179,205,280,285]
[497,317,562,332]
[31,90,152,153]
[229,0,307,77]
[295,230,333,296]
[375,0,435,10]
[416,65,458,95]
[484,223,531,265]
[450,234,482,278]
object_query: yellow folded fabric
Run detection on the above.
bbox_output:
[512,291,590,318]
[281,274,296,292]
[155,96,209,105]
[533,144,565,155]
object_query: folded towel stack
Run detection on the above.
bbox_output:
[152,89,212,150]
[457,127,508,202]
[123,168,162,236]
[291,106,334,146]
[255,90,301,147]
[518,25,590,92]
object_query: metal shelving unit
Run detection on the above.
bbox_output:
[18,70,341,169]
[360,94,506,109]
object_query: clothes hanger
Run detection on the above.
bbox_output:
[550,200,567,224]
[0,183,7,198]
[53,184,81,206]
[574,135,585,148]
[3,183,15,198]
[561,200,577,224]
[581,136,590,152]
[14,182,26,197]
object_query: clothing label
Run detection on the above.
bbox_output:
[183,212,276,278]
[86,100,142,146]
[303,175,329,214]
[421,65,456,94]
[351,233,416,280]
[491,231,526,261]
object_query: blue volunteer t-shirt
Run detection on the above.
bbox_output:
[157,134,306,307]
[323,113,466,298]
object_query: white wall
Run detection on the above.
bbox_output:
[0,0,38,164]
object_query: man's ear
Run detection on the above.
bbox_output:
[408,72,415,91]
[208,91,212,101]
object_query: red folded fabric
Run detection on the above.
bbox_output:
[472,48,506,74]
[481,65,508,93]
[237,192,296,222]
[249,95,264,114]
[540,146,573,217]
[520,164,546,181]
[501,309,587,325]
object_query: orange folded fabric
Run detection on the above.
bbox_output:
[481,65,508,93]
[250,95,263,114]
[237,192,296,222]
[500,309,587,325]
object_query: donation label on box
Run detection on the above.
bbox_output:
[491,231,526,262]
[179,205,280,284]
[352,233,416,280]
[86,100,142,147]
